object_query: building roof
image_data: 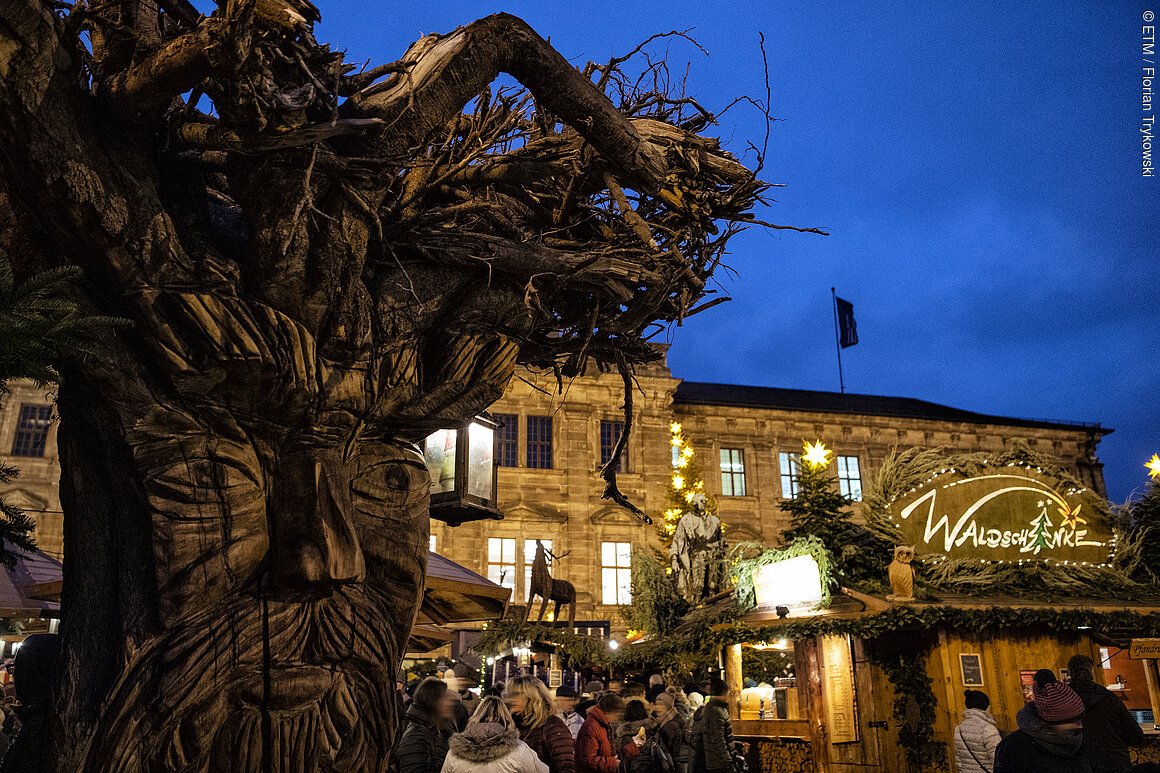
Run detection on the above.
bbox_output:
[673,381,1111,435]
[0,543,61,618]
[421,552,511,625]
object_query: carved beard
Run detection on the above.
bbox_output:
[89,586,401,773]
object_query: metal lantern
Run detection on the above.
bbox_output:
[423,414,503,526]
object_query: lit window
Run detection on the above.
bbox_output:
[837,455,862,501]
[11,404,52,458]
[487,538,517,590]
[599,420,627,472]
[779,452,800,499]
[526,416,553,469]
[429,534,437,553]
[719,448,746,496]
[495,414,518,467]
[601,542,632,605]
[523,539,553,601]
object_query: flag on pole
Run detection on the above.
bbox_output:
[835,296,858,348]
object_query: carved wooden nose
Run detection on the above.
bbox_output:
[267,449,366,592]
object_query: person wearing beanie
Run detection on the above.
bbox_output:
[653,690,690,773]
[554,686,584,739]
[1066,653,1143,772]
[995,669,1093,773]
[953,689,1001,773]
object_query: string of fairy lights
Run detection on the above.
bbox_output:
[661,422,709,542]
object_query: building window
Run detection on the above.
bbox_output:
[779,452,801,499]
[601,542,632,605]
[11,404,52,457]
[599,420,628,472]
[495,414,518,467]
[487,538,517,590]
[524,539,553,601]
[429,535,437,553]
[526,416,553,469]
[837,455,863,501]
[719,448,746,496]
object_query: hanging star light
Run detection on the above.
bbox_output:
[801,439,832,469]
[1147,453,1160,481]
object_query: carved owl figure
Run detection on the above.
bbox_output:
[888,545,916,601]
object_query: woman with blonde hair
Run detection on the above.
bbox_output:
[441,696,548,773]
[504,675,576,773]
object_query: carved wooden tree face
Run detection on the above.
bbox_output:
[0,1,784,769]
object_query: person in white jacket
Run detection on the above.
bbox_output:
[441,695,549,773]
[954,689,1002,773]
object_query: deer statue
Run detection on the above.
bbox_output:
[526,540,576,627]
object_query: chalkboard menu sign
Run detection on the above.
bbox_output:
[959,654,984,687]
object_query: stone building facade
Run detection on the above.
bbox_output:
[0,355,1110,635]
[0,380,62,557]
[432,351,1109,638]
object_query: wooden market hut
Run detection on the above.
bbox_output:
[706,448,1160,773]
[717,591,1160,773]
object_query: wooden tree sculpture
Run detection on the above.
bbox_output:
[0,1,818,769]
[525,540,576,626]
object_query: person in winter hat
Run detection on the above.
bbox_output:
[994,669,1092,773]
[953,689,1001,773]
[554,685,584,739]
[0,634,59,773]
[441,695,548,773]
[654,691,691,773]
[452,663,480,717]
[1066,654,1143,773]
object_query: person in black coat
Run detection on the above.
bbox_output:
[396,677,455,773]
[995,670,1092,773]
[0,634,59,773]
[1067,654,1144,773]
[690,678,744,773]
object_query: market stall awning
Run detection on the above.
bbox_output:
[408,623,454,654]
[420,551,511,625]
[0,542,62,618]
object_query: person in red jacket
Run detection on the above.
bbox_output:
[576,693,627,773]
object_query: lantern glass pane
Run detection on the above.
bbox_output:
[467,421,495,499]
[424,429,458,494]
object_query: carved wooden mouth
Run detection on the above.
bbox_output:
[236,665,336,710]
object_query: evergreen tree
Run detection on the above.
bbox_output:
[780,442,856,561]
[660,421,715,549]
[0,249,127,566]
[1127,481,1160,581]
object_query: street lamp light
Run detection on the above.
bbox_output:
[423,414,504,526]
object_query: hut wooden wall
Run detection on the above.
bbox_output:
[926,629,1100,753]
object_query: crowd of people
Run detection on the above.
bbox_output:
[955,654,1149,773]
[396,670,749,773]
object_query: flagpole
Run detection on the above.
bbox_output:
[831,287,845,395]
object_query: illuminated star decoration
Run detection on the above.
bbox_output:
[1147,454,1160,481]
[801,439,832,470]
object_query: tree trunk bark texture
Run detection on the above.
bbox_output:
[0,1,772,769]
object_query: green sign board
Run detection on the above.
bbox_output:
[889,466,1113,564]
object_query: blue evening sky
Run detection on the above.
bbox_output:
[315,0,1157,500]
